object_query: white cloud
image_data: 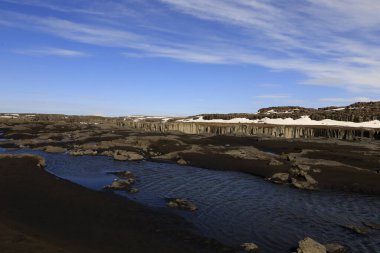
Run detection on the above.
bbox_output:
[319,97,372,103]
[1,0,107,15]
[159,0,380,92]
[256,95,289,99]
[257,83,281,88]
[13,47,86,57]
[1,1,380,93]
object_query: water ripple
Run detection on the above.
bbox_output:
[1,149,379,253]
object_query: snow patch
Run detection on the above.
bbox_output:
[331,108,345,111]
[126,115,173,122]
[264,109,298,114]
[178,116,380,129]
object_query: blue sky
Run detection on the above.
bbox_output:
[1,0,380,116]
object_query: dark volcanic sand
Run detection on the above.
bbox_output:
[0,155,228,253]
[1,120,380,194]
[0,120,380,253]
[177,136,380,195]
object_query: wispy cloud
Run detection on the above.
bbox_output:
[159,0,380,92]
[13,47,86,57]
[319,97,373,103]
[256,83,281,88]
[256,95,290,99]
[1,1,380,93]
[1,0,108,15]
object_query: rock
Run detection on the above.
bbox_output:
[240,242,259,252]
[291,163,311,173]
[104,179,138,193]
[297,164,311,171]
[110,171,135,181]
[290,165,318,190]
[177,158,187,165]
[312,168,321,173]
[296,237,326,253]
[325,243,346,253]
[304,174,318,185]
[69,149,97,156]
[363,222,380,230]
[83,150,98,155]
[101,150,113,156]
[291,177,317,190]
[269,159,283,166]
[340,224,369,235]
[286,154,297,161]
[69,150,82,156]
[167,198,197,212]
[129,187,139,193]
[268,172,290,184]
[125,103,380,140]
[117,171,135,178]
[113,153,128,161]
[149,151,159,156]
[108,179,132,189]
[10,125,31,131]
[36,156,46,168]
[0,154,46,168]
[104,172,137,193]
[290,167,308,177]
[113,150,144,161]
[43,145,66,153]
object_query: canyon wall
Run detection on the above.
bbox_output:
[122,121,380,140]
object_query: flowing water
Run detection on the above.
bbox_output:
[0,131,6,142]
[0,148,379,252]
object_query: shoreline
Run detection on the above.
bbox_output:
[1,120,379,252]
[0,154,230,253]
[1,120,380,195]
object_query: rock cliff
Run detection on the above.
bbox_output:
[202,101,380,122]
[121,120,380,140]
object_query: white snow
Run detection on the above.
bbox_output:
[0,114,19,118]
[331,108,345,111]
[265,109,276,114]
[128,115,167,119]
[126,115,173,122]
[178,116,380,129]
[178,117,255,124]
[264,109,297,114]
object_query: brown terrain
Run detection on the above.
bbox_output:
[0,154,229,253]
[0,102,379,252]
[202,101,380,122]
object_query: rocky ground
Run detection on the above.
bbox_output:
[0,118,379,195]
[0,154,229,253]
[0,118,379,253]
[202,101,380,122]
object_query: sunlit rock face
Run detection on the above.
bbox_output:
[121,102,380,140]
[124,120,380,140]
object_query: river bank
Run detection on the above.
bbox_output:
[0,154,229,253]
[1,119,379,195]
[0,119,379,252]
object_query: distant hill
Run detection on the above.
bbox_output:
[201,101,380,123]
